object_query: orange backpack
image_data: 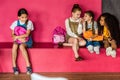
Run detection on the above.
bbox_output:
[83,30,103,41]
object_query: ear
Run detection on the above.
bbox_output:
[90,16,93,20]
[72,12,74,16]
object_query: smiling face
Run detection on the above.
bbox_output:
[18,14,28,22]
[72,10,81,20]
[100,16,106,26]
[84,13,92,22]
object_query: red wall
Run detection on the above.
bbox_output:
[0,0,101,42]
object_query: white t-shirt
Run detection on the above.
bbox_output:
[65,17,83,38]
[10,20,34,31]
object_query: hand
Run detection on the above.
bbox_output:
[18,38,27,43]
[79,18,84,23]
[88,38,92,41]
[77,37,83,41]
[13,36,18,41]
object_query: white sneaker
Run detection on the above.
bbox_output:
[87,45,94,53]
[94,46,100,54]
[106,47,112,56]
[110,50,116,58]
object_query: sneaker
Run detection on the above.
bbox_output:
[106,47,112,56]
[94,46,100,54]
[87,45,94,53]
[110,50,116,58]
[26,67,32,75]
[13,67,19,75]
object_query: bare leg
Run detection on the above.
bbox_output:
[68,38,79,58]
[12,43,19,67]
[19,44,30,67]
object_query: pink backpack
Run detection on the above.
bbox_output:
[52,26,66,44]
[14,26,29,43]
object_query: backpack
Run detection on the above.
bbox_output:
[14,26,29,43]
[52,26,66,44]
[83,30,103,41]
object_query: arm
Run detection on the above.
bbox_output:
[16,30,31,39]
[77,23,83,35]
[11,30,16,39]
[91,29,98,39]
[83,22,86,33]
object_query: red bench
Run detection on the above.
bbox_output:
[0,42,120,73]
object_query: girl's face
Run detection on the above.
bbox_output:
[100,16,106,26]
[72,10,81,19]
[18,14,28,22]
[84,13,92,21]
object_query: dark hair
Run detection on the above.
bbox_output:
[18,8,28,16]
[97,13,120,45]
[18,8,28,25]
[85,10,95,34]
[72,4,82,12]
[85,10,94,21]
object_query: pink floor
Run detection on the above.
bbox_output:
[0,42,120,73]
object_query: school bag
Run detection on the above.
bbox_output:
[14,26,29,43]
[52,26,66,44]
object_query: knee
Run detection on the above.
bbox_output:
[73,38,78,44]
[103,40,109,48]
[79,40,86,46]
[104,43,109,48]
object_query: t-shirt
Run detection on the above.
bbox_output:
[103,26,111,38]
[10,20,34,31]
[86,21,98,30]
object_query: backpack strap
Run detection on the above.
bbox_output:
[17,20,27,30]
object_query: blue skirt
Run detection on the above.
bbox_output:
[25,36,33,48]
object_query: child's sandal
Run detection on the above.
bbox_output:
[75,56,84,61]
[26,67,32,75]
[13,67,19,75]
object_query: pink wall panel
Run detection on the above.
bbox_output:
[0,0,101,42]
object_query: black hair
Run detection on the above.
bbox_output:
[85,10,95,34]
[71,4,82,12]
[18,8,28,16]
[97,13,120,45]
[18,8,28,25]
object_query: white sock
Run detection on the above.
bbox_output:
[94,46,100,54]
[31,73,68,80]
[87,45,94,53]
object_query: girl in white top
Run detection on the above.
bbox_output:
[65,4,86,61]
[10,8,34,75]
